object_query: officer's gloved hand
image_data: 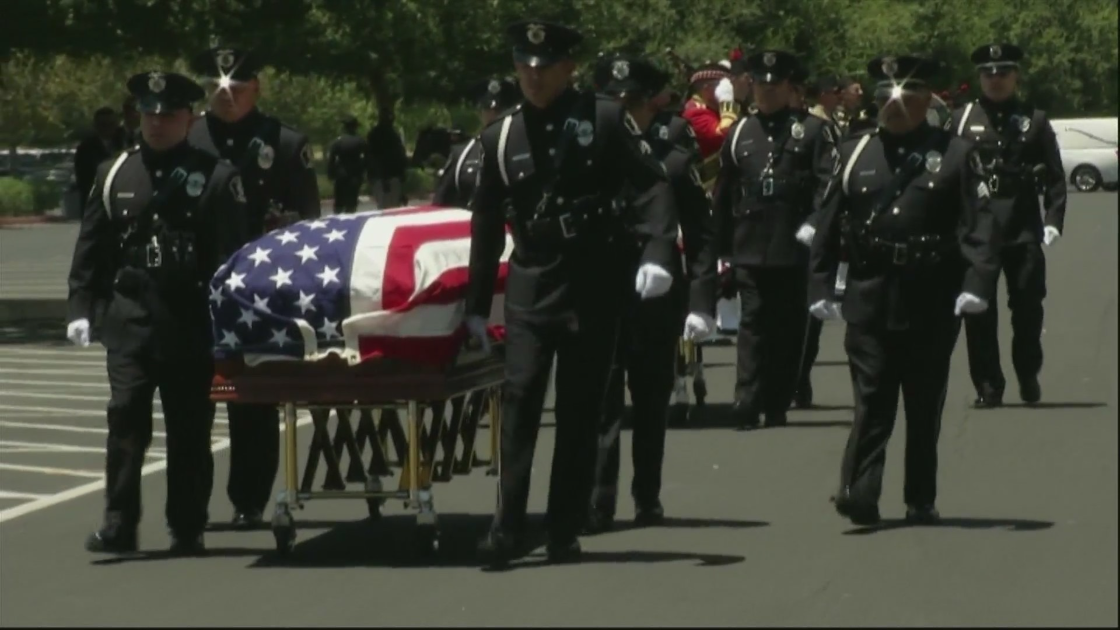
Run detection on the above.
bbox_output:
[66,318,91,347]
[683,312,715,341]
[463,315,491,353]
[954,292,988,316]
[809,300,843,321]
[635,263,673,300]
[795,223,816,246]
[715,78,736,105]
[1043,226,1061,247]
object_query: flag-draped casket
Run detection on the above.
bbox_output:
[208,206,511,367]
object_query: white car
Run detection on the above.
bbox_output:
[1052,118,1118,192]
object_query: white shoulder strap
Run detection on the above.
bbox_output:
[841,134,873,196]
[454,138,478,190]
[497,116,513,187]
[730,118,750,167]
[101,151,130,219]
[956,102,975,136]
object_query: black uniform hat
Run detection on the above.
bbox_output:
[867,55,940,87]
[971,43,1024,74]
[506,20,583,68]
[341,114,358,127]
[126,71,205,114]
[595,53,671,98]
[472,77,521,110]
[745,50,799,84]
[189,46,262,81]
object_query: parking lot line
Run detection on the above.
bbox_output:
[0,379,108,389]
[0,368,106,377]
[0,490,50,501]
[0,420,167,438]
[0,440,110,454]
[0,358,106,367]
[0,463,104,478]
[0,404,230,425]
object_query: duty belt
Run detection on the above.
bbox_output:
[733,175,807,216]
[855,234,955,267]
[507,195,626,244]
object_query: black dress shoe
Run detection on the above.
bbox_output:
[793,384,813,409]
[733,401,760,431]
[85,528,138,554]
[169,533,207,556]
[764,411,788,428]
[904,504,941,525]
[633,502,665,527]
[545,537,582,564]
[973,393,1004,408]
[232,510,264,531]
[832,496,881,526]
[1019,377,1041,405]
[582,510,615,535]
[477,529,522,569]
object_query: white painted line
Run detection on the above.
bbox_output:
[0,413,312,524]
[0,358,106,367]
[0,391,119,403]
[0,368,105,377]
[0,348,106,358]
[0,405,229,425]
[0,420,166,438]
[0,490,50,501]
[0,440,106,454]
[0,463,103,478]
[0,379,108,389]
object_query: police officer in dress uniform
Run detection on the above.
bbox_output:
[326,115,369,214]
[432,77,522,208]
[809,55,999,525]
[463,20,679,567]
[66,71,248,554]
[713,50,838,430]
[188,46,321,530]
[953,43,1067,408]
[584,53,718,533]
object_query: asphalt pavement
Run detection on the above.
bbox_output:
[0,194,1116,627]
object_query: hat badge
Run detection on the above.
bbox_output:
[147,72,166,93]
[487,80,502,95]
[925,150,943,174]
[763,52,777,67]
[990,45,1002,60]
[882,57,898,78]
[612,60,630,80]
[526,23,546,45]
[216,49,235,71]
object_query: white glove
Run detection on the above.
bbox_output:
[66,318,90,347]
[1043,226,1061,246]
[715,78,735,104]
[809,300,843,321]
[635,263,673,300]
[954,292,989,316]
[463,315,491,353]
[682,312,715,341]
[796,223,816,247]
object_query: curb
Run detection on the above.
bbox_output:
[0,299,68,323]
[0,215,73,228]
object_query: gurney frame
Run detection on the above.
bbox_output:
[210,345,504,555]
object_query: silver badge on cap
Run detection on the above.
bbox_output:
[487,80,501,95]
[186,172,206,197]
[925,151,943,174]
[527,23,546,45]
[791,121,805,140]
[576,120,594,147]
[658,125,669,140]
[990,45,1002,60]
[882,57,898,78]
[257,144,275,170]
[1018,115,1031,133]
[148,72,166,93]
[763,52,777,67]
[216,49,235,71]
[612,60,629,80]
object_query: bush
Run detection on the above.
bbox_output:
[0,178,35,216]
[27,178,63,212]
[403,168,435,198]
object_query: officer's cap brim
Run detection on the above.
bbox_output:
[513,49,565,68]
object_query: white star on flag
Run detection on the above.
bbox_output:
[275,230,300,245]
[224,272,246,291]
[296,290,316,314]
[220,329,240,347]
[324,229,347,243]
[237,307,260,328]
[316,265,340,287]
[295,244,319,263]
[209,285,225,306]
[270,328,292,347]
[318,318,341,340]
[248,246,272,267]
[269,267,293,289]
[253,294,271,313]
[306,219,330,230]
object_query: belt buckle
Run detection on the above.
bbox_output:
[989,173,1000,193]
[892,243,908,266]
[558,213,576,239]
[145,237,163,268]
[761,177,775,197]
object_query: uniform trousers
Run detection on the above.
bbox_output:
[494,308,621,540]
[964,242,1046,395]
[226,403,279,514]
[332,179,362,214]
[734,265,808,415]
[104,349,214,537]
[839,318,960,508]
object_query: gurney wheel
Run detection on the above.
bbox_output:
[273,525,296,555]
[414,525,440,555]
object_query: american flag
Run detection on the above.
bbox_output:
[208,206,511,367]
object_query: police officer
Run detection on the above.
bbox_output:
[713,50,837,430]
[809,55,999,525]
[326,115,369,214]
[464,20,679,567]
[188,46,321,530]
[432,77,521,208]
[953,43,1067,408]
[836,77,876,136]
[585,53,718,533]
[66,71,248,554]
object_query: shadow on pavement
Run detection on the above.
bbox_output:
[601,516,768,535]
[673,403,852,430]
[842,516,1056,536]
[999,402,1107,410]
[0,318,69,345]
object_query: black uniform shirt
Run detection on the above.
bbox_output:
[326,132,370,183]
[432,138,483,208]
